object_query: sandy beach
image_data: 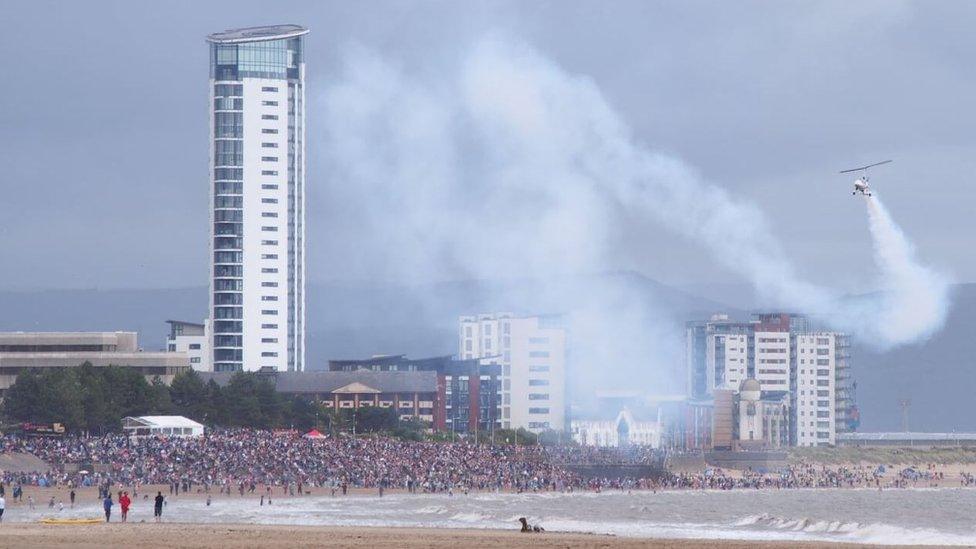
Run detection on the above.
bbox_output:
[0,523,896,549]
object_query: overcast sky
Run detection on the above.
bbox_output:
[1,0,973,292]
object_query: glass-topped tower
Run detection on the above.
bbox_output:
[207,25,307,372]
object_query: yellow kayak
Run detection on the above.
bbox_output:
[39,517,103,525]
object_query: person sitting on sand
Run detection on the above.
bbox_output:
[518,517,544,533]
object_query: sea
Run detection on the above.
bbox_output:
[16,488,976,545]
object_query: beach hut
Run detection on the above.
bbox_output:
[122,416,204,438]
[303,429,326,439]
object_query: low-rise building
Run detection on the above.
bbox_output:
[328,354,501,432]
[572,409,662,448]
[0,332,190,393]
[201,369,441,425]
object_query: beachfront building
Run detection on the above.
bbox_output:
[166,320,212,372]
[686,315,754,398]
[207,25,308,373]
[793,332,853,447]
[459,313,567,432]
[0,332,190,394]
[328,354,501,433]
[735,379,790,449]
[572,409,662,448]
[686,312,857,447]
[201,369,440,425]
[123,415,205,438]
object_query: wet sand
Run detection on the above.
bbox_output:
[0,523,891,549]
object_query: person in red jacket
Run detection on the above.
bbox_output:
[119,491,131,523]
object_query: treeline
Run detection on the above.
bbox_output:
[2,364,428,436]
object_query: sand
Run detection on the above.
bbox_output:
[0,523,890,549]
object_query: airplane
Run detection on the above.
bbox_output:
[839,160,892,196]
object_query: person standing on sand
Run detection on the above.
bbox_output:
[0,494,5,523]
[119,491,131,523]
[69,490,75,508]
[103,494,113,523]
[154,491,164,523]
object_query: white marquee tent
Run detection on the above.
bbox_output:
[122,415,204,438]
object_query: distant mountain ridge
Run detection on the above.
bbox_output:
[0,277,971,432]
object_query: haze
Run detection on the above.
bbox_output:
[1,0,972,293]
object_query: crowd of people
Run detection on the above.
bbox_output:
[0,431,973,495]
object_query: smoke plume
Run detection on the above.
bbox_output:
[319,36,950,393]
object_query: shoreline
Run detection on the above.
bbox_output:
[0,523,882,549]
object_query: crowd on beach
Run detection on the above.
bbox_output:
[0,431,974,496]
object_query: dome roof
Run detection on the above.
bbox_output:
[739,378,762,395]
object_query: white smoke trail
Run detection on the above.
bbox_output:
[854,196,952,346]
[319,34,951,391]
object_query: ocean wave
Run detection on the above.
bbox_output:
[732,513,976,546]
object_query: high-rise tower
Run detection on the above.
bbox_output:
[207,25,307,372]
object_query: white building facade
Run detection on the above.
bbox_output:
[572,409,662,448]
[207,25,307,373]
[793,332,850,446]
[459,313,567,432]
[166,320,212,372]
[754,331,791,391]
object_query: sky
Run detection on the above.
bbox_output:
[1,0,973,293]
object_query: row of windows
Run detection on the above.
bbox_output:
[528,407,550,414]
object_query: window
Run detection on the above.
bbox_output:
[528,407,550,414]
[262,184,278,190]
[168,344,176,352]
[190,357,201,364]
[262,324,278,329]
[262,296,278,301]
[189,343,201,350]
[528,422,550,429]
[529,365,550,372]
[262,310,278,315]
[262,100,279,106]
[262,129,278,134]
[262,254,278,259]
[262,338,278,343]
[464,340,472,351]
[262,268,278,273]
[528,337,549,344]
[262,212,278,218]
[262,114,278,120]
[261,352,278,357]
[262,142,278,148]
[262,86,278,92]
[529,351,549,358]
[261,226,278,232]
[262,282,279,287]
[261,156,278,162]
[261,240,278,245]
[261,170,278,176]
[528,379,549,387]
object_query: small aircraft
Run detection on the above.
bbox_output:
[839,160,892,197]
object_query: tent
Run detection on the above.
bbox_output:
[303,429,326,439]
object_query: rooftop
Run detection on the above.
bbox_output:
[207,24,308,44]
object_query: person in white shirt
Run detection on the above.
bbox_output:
[0,495,6,522]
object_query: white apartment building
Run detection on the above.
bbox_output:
[459,313,567,432]
[166,320,212,372]
[207,25,307,372]
[705,333,748,391]
[754,331,791,391]
[794,332,846,446]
